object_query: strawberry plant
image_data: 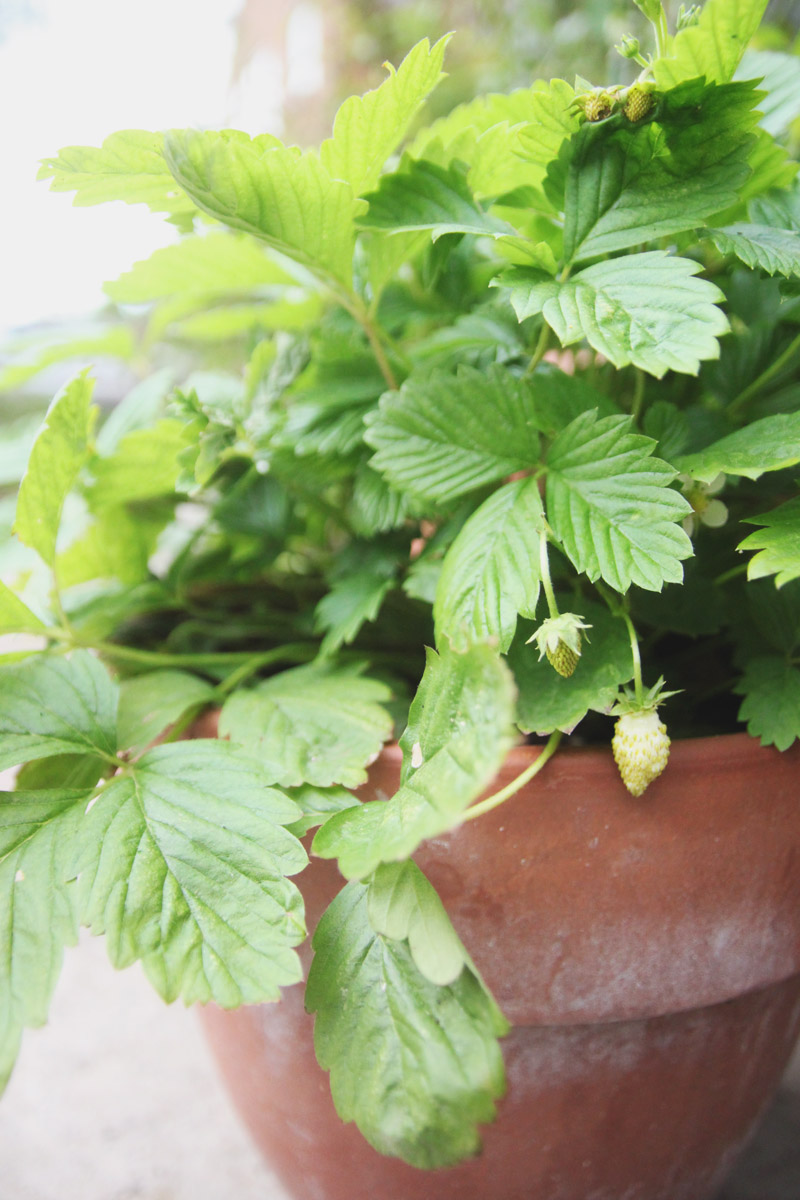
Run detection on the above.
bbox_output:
[1,0,800,1169]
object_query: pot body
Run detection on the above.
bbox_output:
[199,734,800,1200]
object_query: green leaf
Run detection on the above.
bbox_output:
[652,0,768,88]
[315,570,395,656]
[320,37,450,195]
[367,860,468,987]
[0,788,88,1088]
[163,132,357,286]
[285,784,360,838]
[38,130,200,221]
[313,643,515,878]
[116,670,216,755]
[738,498,800,587]
[78,741,307,1005]
[14,372,96,564]
[749,178,800,233]
[735,655,800,750]
[561,81,759,264]
[219,663,393,789]
[677,414,800,483]
[0,326,135,393]
[504,252,729,378]
[514,79,581,176]
[87,419,188,509]
[306,880,507,1168]
[434,478,545,652]
[546,410,693,593]
[57,502,171,588]
[510,603,632,735]
[703,224,800,277]
[738,50,800,138]
[365,365,541,503]
[350,464,410,535]
[0,582,46,636]
[0,652,118,771]
[358,159,515,241]
[15,754,107,791]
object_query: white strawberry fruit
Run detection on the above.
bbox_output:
[612,708,670,797]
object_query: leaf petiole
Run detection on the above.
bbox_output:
[463,730,562,822]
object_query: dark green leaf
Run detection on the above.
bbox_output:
[358,159,514,241]
[735,655,800,749]
[315,571,395,656]
[677,414,800,484]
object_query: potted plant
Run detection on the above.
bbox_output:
[2,1,800,1197]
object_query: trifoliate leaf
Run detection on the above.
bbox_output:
[306,880,508,1168]
[14,372,96,565]
[0,652,118,771]
[503,252,729,378]
[510,603,633,735]
[219,663,393,789]
[652,0,768,88]
[433,478,545,652]
[78,741,307,1005]
[367,860,469,987]
[358,159,515,242]
[320,37,450,195]
[677,413,800,484]
[735,655,800,750]
[116,670,216,755]
[562,81,759,264]
[365,365,541,503]
[313,644,515,878]
[0,582,46,637]
[738,498,800,587]
[163,132,358,287]
[703,224,800,278]
[545,410,693,593]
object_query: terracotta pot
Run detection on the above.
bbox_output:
[198,732,800,1200]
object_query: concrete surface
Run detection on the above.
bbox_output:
[1,931,798,1200]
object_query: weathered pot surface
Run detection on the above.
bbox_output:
[197,732,800,1200]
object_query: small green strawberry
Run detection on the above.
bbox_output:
[623,84,655,123]
[527,613,591,679]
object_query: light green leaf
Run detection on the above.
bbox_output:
[546,410,693,593]
[0,327,135,393]
[95,370,175,455]
[116,670,216,755]
[165,297,321,342]
[513,79,580,178]
[358,159,515,241]
[219,663,393,789]
[0,651,118,771]
[315,570,395,656]
[749,177,800,232]
[735,655,800,749]
[652,0,768,88]
[704,223,800,277]
[58,502,170,588]
[365,365,541,503]
[87,419,188,509]
[285,784,360,838]
[38,129,200,221]
[510,602,633,735]
[313,643,515,878]
[14,372,96,564]
[434,478,545,652]
[738,50,800,137]
[0,788,88,1089]
[350,464,410,535]
[503,252,729,378]
[738,498,800,587]
[163,132,357,286]
[306,880,507,1168]
[367,860,468,987]
[78,741,307,1005]
[0,581,46,636]
[320,36,450,195]
[677,414,800,483]
[562,81,759,264]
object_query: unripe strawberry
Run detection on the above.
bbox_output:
[584,92,613,122]
[527,613,591,678]
[612,709,670,797]
[623,85,654,123]
[546,640,579,678]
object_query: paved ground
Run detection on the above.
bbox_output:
[1,932,798,1200]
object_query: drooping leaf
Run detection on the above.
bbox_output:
[434,478,545,652]
[358,159,515,242]
[703,224,800,278]
[313,643,515,878]
[510,602,632,735]
[365,365,541,503]
[320,36,450,195]
[562,80,760,264]
[738,498,800,587]
[0,652,118,771]
[219,663,393,789]
[503,252,729,379]
[545,410,693,593]
[652,0,769,88]
[735,655,800,750]
[163,131,358,286]
[0,582,46,636]
[737,49,800,137]
[78,741,307,1005]
[306,880,508,1168]
[677,413,800,484]
[367,860,469,987]
[14,372,96,564]
[116,670,216,755]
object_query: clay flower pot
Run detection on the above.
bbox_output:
[199,733,800,1200]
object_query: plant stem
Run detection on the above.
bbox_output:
[350,298,399,391]
[524,321,551,376]
[630,368,645,423]
[728,329,800,418]
[59,635,317,673]
[655,3,670,56]
[463,731,562,822]
[620,609,644,705]
[539,529,560,619]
